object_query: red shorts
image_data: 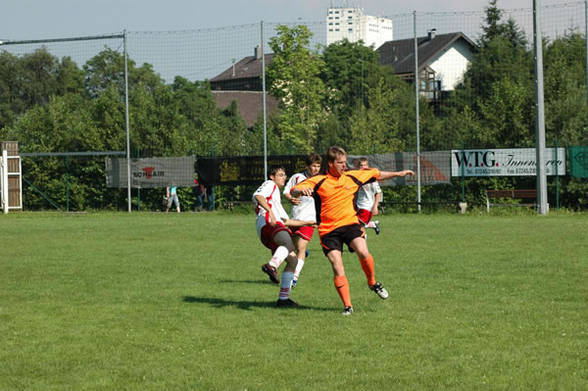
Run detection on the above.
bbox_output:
[291,225,315,241]
[357,208,373,224]
[260,222,292,252]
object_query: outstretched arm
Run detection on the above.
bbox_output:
[378,170,415,181]
[284,219,316,228]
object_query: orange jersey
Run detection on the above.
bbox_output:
[292,168,380,236]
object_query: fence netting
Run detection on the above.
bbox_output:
[0,2,586,211]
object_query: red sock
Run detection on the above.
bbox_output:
[359,254,376,287]
[334,275,352,308]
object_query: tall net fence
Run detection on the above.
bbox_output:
[0,1,586,211]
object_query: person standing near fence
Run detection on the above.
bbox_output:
[353,157,382,235]
[166,184,180,213]
[193,178,204,211]
[291,146,414,315]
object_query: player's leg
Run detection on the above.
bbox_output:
[350,234,388,300]
[325,249,353,314]
[322,228,353,314]
[292,235,310,286]
[272,230,298,306]
[364,219,380,234]
[174,194,181,213]
[260,225,289,284]
[166,196,172,212]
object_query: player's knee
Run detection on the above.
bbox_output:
[286,253,298,267]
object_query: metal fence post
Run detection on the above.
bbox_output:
[261,21,268,180]
[65,155,70,212]
[413,11,422,212]
[533,0,548,215]
[124,29,132,212]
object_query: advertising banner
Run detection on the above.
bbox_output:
[105,157,195,188]
[569,146,588,178]
[451,148,565,177]
[195,155,308,185]
[348,152,451,186]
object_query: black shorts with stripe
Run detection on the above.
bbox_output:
[319,224,364,255]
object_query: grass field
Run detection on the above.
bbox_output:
[1,211,586,390]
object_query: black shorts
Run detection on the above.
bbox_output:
[320,224,365,255]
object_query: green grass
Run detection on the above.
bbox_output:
[1,211,586,390]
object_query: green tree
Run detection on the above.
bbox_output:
[0,51,24,129]
[266,25,326,153]
[347,77,412,154]
[544,32,588,146]
[0,49,84,130]
[321,39,380,115]
[445,0,533,148]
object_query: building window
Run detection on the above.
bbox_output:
[348,28,353,32]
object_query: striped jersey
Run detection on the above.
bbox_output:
[292,168,380,236]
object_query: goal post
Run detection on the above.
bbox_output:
[1,142,22,214]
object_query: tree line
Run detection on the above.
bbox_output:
[0,1,586,211]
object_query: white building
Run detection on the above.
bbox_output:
[326,7,393,49]
[377,31,477,100]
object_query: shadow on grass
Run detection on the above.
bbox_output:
[219,279,278,285]
[182,296,332,312]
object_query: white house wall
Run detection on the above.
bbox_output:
[428,40,473,91]
[326,7,393,48]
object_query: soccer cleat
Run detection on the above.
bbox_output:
[276,298,298,307]
[342,306,354,316]
[370,282,389,299]
[261,263,279,284]
[373,220,380,235]
[291,279,298,288]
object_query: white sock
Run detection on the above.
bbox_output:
[294,258,305,280]
[278,271,294,300]
[366,221,376,228]
[269,246,289,268]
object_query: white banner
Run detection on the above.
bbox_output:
[105,157,195,188]
[451,148,565,177]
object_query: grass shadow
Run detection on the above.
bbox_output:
[219,279,277,285]
[182,296,332,312]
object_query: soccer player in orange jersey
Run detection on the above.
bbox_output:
[291,146,414,315]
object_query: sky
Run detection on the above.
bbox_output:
[1,0,549,41]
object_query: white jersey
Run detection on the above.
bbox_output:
[356,181,382,210]
[283,171,316,222]
[252,179,289,238]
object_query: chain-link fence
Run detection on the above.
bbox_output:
[0,2,586,211]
